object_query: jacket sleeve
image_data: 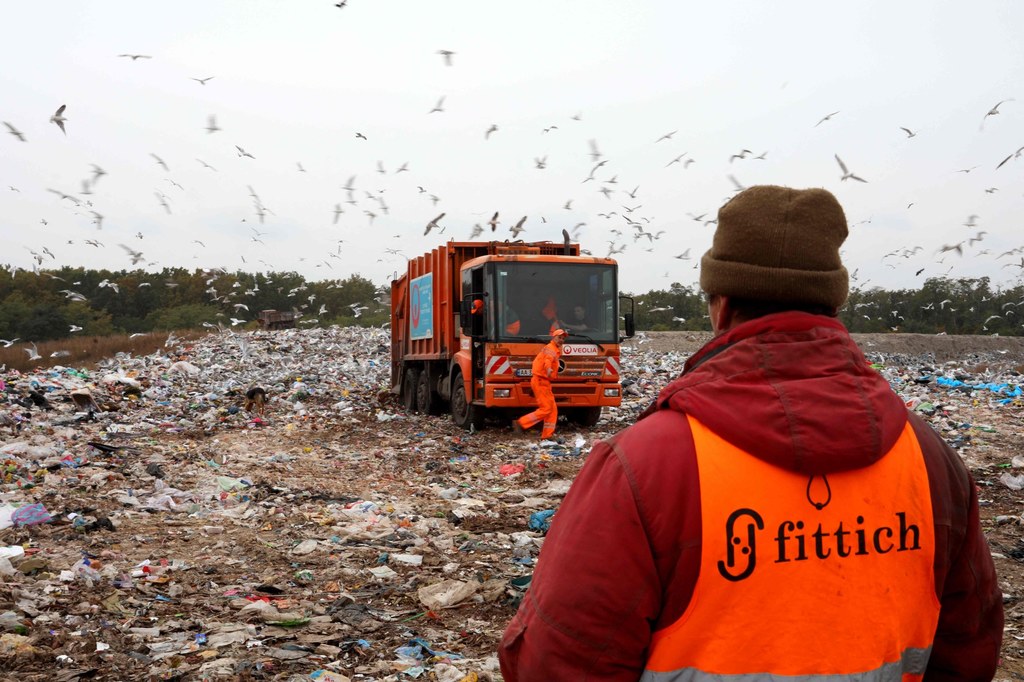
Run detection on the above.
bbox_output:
[911,416,1003,680]
[498,440,661,681]
[547,351,558,379]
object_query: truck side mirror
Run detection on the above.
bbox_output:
[623,312,636,339]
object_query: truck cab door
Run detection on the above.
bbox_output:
[462,267,487,397]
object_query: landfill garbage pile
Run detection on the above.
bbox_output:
[0,327,1022,680]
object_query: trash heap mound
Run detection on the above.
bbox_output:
[1,328,1021,680]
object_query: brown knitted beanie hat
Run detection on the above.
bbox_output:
[700,185,849,309]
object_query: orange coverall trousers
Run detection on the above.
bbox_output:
[518,378,557,438]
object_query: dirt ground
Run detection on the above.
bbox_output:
[1,330,1022,680]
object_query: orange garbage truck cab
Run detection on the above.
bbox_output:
[390,240,634,430]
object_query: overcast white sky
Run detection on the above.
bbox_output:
[2,1,1023,296]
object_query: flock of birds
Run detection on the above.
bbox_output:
[2,10,1024,357]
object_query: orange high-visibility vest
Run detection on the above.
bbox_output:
[643,416,939,681]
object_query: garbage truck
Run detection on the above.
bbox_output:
[390,240,635,430]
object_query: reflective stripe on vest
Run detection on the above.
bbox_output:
[642,417,939,681]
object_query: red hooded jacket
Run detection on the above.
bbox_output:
[499,312,1002,681]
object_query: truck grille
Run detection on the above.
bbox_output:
[505,357,608,378]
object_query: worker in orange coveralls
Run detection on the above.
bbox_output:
[514,329,567,439]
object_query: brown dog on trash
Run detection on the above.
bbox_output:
[243,386,268,418]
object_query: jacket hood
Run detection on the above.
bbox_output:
[641,312,907,475]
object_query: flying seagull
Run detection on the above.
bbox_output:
[437,50,455,66]
[50,105,68,135]
[899,127,917,138]
[206,115,220,134]
[118,54,151,61]
[235,145,255,159]
[429,96,446,113]
[119,243,145,265]
[191,76,214,85]
[150,153,169,171]
[980,99,1013,130]
[3,122,26,141]
[155,193,171,214]
[655,130,677,143]
[835,154,867,182]
[729,149,753,163]
[996,145,1024,170]
[424,212,445,236]
[510,215,527,238]
[666,153,687,167]
[814,111,839,127]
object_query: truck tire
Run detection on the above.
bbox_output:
[403,368,420,413]
[566,406,602,427]
[416,370,442,416]
[451,374,484,430]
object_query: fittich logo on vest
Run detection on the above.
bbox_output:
[716,508,922,582]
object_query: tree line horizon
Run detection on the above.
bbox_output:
[1,265,1022,342]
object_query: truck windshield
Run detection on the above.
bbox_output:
[491,262,618,342]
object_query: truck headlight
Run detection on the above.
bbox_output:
[493,388,511,398]
[604,388,620,397]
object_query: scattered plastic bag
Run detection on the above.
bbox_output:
[528,509,555,533]
[11,503,52,527]
[499,463,525,476]
[1000,472,1024,491]
[417,579,480,610]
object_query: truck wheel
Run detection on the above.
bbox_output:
[403,368,420,413]
[416,371,442,416]
[451,375,484,430]
[566,406,602,427]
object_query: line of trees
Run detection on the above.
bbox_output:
[629,276,1024,336]
[2,266,1022,342]
[0,266,388,341]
